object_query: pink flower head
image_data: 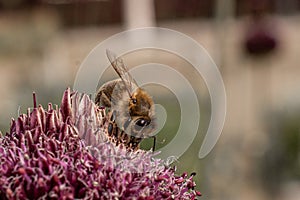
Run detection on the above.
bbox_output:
[0,88,201,199]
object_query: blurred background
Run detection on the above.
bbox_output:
[1,0,300,199]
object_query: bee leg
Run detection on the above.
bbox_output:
[108,123,113,136]
[95,91,111,107]
[110,110,116,122]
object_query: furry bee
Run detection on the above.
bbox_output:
[95,50,156,150]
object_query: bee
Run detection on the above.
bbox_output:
[95,50,156,150]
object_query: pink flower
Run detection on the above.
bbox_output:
[0,88,201,199]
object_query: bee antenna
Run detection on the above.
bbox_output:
[152,136,156,151]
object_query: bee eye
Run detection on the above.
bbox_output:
[135,118,151,127]
[132,98,137,104]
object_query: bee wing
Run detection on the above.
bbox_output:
[106,49,138,97]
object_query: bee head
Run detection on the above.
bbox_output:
[128,88,155,136]
[129,88,153,117]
